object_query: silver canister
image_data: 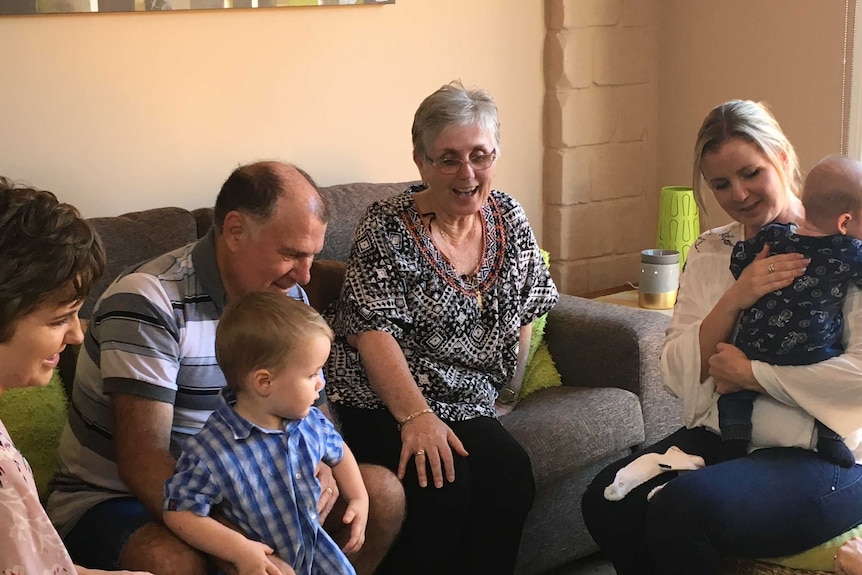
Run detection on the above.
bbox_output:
[639,249,680,310]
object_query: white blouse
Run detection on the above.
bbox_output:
[660,222,862,462]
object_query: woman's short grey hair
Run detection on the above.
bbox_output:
[692,99,800,214]
[412,80,501,159]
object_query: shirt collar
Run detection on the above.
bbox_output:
[217,387,304,439]
[192,228,229,315]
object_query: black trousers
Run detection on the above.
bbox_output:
[334,405,535,575]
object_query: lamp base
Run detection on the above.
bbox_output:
[639,290,677,310]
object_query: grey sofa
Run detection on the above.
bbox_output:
[60,181,682,575]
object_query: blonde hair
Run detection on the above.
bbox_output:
[692,99,800,215]
[216,291,333,391]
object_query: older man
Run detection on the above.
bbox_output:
[47,161,405,574]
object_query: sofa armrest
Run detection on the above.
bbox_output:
[544,294,683,446]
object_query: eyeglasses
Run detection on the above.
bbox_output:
[425,150,497,175]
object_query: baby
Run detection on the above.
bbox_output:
[722,154,862,467]
[163,291,368,574]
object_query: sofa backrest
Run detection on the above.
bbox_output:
[190,181,415,263]
[80,181,416,321]
[84,207,199,319]
[316,181,416,261]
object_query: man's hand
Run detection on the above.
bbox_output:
[315,461,339,521]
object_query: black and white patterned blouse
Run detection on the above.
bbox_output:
[325,185,558,421]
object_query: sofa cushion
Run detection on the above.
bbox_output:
[85,207,198,319]
[502,386,645,487]
[317,181,418,262]
[520,341,562,399]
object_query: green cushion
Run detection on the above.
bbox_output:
[520,250,563,400]
[763,523,862,571]
[0,371,68,501]
[520,340,562,399]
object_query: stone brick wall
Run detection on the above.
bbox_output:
[543,0,659,295]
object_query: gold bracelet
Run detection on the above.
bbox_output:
[398,408,433,429]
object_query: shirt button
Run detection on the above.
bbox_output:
[310,512,317,520]
[295,472,302,479]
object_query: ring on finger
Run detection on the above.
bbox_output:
[325,487,333,494]
[416,449,426,456]
[767,263,776,274]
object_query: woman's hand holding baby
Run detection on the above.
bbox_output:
[727,245,809,312]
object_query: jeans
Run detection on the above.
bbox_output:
[581,426,862,575]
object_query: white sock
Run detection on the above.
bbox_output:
[647,483,666,501]
[603,446,705,501]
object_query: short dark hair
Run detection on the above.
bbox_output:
[0,178,105,342]
[216,291,333,392]
[213,161,327,232]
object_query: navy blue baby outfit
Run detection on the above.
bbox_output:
[721,222,862,467]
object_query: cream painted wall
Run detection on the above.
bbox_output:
[657,0,848,230]
[0,1,545,235]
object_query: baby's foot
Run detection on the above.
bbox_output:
[817,436,856,468]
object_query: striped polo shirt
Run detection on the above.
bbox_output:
[46,229,313,536]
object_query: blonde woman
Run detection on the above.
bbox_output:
[581,100,862,575]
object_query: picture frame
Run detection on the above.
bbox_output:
[0,0,394,15]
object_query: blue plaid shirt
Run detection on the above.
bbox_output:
[164,389,354,575]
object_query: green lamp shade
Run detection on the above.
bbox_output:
[656,186,700,270]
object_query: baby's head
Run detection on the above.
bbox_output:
[216,291,333,420]
[802,155,862,238]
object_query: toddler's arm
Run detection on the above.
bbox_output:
[163,510,291,575]
[330,443,369,554]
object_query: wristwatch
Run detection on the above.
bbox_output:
[497,387,517,405]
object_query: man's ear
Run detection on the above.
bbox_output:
[838,213,853,235]
[221,211,248,253]
[251,368,273,396]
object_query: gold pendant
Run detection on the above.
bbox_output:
[476,291,483,310]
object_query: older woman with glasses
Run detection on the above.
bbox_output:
[325,81,558,575]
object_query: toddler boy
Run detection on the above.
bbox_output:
[164,291,368,574]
